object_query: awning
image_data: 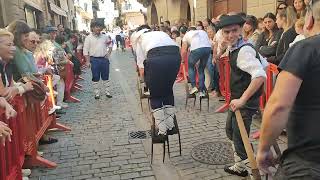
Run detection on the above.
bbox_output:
[49,2,67,17]
[24,0,44,12]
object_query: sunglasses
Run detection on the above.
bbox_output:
[277,6,287,10]
[30,40,40,44]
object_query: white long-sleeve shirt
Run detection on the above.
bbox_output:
[183,30,211,51]
[236,45,268,79]
[135,31,177,68]
[83,33,112,57]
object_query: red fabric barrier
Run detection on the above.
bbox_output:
[64,62,80,103]
[215,56,231,113]
[252,63,279,139]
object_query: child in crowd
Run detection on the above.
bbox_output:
[290,18,306,47]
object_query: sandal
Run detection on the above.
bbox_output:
[39,137,58,145]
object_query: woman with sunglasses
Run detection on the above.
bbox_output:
[277,2,288,13]
[6,21,38,81]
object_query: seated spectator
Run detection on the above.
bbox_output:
[202,18,213,31]
[269,6,298,65]
[0,28,33,101]
[196,21,204,30]
[255,13,283,58]
[243,15,260,45]
[276,2,288,14]
[65,35,81,75]
[294,0,307,19]
[6,20,37,81]
[171,30,182,48]
[257,18,265,33]
[290,18,306,46]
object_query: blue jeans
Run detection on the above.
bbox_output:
[207,54,216,91]
[90,57,110,82]
[188,47,211,92]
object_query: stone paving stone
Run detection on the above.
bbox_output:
[30,50,286,180]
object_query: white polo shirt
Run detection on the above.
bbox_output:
[182,30,211,51]
[83,33,113,57]
[135,31,178,68]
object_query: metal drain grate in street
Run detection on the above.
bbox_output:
[128,130,151,139]
[191,141,234,165]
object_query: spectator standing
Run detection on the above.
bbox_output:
[243,15,260,46]
[164,20,171,28]
[290,18,306,46]
[294,0,307,19]
[257,1,320,179]
[255,13,283,58]
[269,6,298,65]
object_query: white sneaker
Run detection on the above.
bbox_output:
[22,177,29,180]
[106,91,113,98]
[22,169,31,177]
[199,91,206,98]
[143,91,150,96]
[57,102,69,108]
[38,151,44,156]
[189,87,198,95]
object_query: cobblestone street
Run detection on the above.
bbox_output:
[30,49,286,180]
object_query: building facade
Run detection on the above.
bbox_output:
[0,0,75,29]
[74,0,94,31]
[143,0,293,26]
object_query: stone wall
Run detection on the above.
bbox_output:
[247,0,277,18]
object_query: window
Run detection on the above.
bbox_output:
[84,3,88,11]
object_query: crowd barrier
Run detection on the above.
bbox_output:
[64,62,81,103]
[0,74,74,180]
[215,56,231,113]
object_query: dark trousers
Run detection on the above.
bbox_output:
[226,108,256,160]
[275,153,320,179]
[145,46,181,109]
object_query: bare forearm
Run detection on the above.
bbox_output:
[240,77,265,102]
[259,98,290,151]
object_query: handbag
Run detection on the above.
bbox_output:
[19,74,48,102]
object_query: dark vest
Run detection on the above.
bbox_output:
[229,44,263,108]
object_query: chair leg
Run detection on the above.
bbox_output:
[193,97,196,107]
[167,138,170,158]
[185,96,188,109]
[151,142,154,164]
[178,131,182,156]
[207,98,210,112]
[200,97,202,111]
[140,98,143,112]
[163,141,166,163]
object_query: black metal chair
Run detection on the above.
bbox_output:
[150,115,182,163]
[136,77,150,111]
[199,91,210,112]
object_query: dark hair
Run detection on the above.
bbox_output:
[263,12,278,35]
[277,2,288,10]
[188,26,197,31]
[90,21,105,28]
[55,35,65,45]
[237,12,247,19]
[31,28,42,36]
[137,24,151,31]
[179,25,188,34]
[6,20,31,48]
[171,30,180,36]
[196,21,204,29]
[203,18,213,26]
[245,15,258,30]
[164,20,170,26]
